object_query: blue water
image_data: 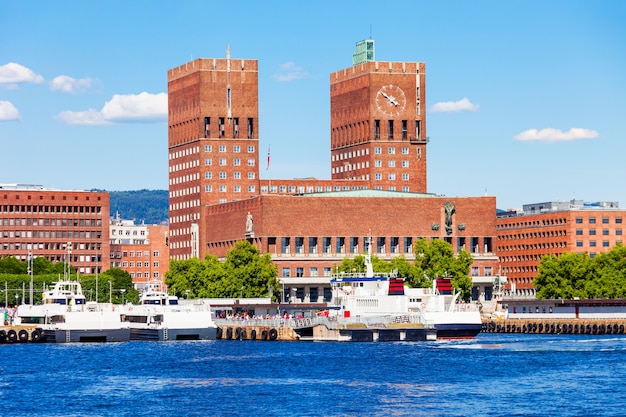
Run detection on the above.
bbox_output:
[2,333,626,417]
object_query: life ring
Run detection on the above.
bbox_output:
[250,329,257,340]
[7,329,17,343]
[225,327,233,340]
[269,328,278,341]
[31,328,42,342]
[18,329,29,342]
[261,329,268,340]
[216,327,223,339]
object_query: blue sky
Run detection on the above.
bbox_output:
[1,1,624,210]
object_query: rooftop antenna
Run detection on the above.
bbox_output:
[369,24,373,39]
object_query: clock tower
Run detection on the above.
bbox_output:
[330,40,427,193]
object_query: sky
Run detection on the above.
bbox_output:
[1,1,625,210]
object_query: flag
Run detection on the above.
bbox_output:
[266,145,270,171]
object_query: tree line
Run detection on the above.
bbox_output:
[534,244,626,299]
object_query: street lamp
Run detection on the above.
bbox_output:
[120,289,126,305]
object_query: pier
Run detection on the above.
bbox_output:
[213,314,437,342]
[0,325,44,343]
[482,319,626,335]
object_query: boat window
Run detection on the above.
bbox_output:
[53,298,67,305]
[169,299,178,305]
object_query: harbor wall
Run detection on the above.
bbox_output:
[482,319,626,335]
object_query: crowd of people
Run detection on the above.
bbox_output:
[3,305,18,326]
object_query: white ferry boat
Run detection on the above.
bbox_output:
[122,284,218,341]
[330,243,482,340]
[17,280,130,343]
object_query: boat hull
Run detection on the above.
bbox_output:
[43,328,131,343]
[434,323,483,340]
[130,327,218,341]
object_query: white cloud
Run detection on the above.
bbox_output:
[273,62,309,82]
[0,100,21,121]
[430,97,479,113]
[0,63,44,87]
[57,92,167,125]
[514,128,599,143]
[50,75,94,94]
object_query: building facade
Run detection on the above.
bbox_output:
[109,215,169,290]
[0,184,109,275]
[496,200,624,298]
[167,50,260,261]
[166,41,501,306]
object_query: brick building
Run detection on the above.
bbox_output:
[109,214,169,290]
[0,184,109,275]
[497,200,624,298]
[167,41,501,304]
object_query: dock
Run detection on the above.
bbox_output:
[482,318,626,335]
[213,315,437,342]
[0,325,45,343]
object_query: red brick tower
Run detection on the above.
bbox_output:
[167,48,259,260]
[330,40,427,192]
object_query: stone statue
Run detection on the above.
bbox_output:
[246,212,254,234]
[444,202,455,235]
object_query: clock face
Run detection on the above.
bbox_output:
[376,84,406,117]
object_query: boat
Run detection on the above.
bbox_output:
[329,240,482,340]
[121,283,218,341]
[17,279,131,343]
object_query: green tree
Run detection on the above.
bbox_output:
[414,238,473,301]
[165,240,279,301]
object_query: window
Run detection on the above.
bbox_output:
[247,145,255,153]
[296,268,304,278]
[388,120,394,139]
[205,158,212,166]
[603,241,610,247]
[576,241,583,247]
[603,229,609,236]
[388,147,395,154]
[402,160,409,167]
[576,217,583,224]
[248,172,255,179]
[219,185,227,192]
[416,120,421,139]
[234,185,241,192]
[219,172,227,179]
[404,237,413,253]
[374,147,382,154]
[247,159,255,166]
[590,241,597,247]
[282,267,290,277]
[153,251,159,257]
[309,237,318,253]
[233,117,239,137]
[375,173,382,180]
[205,145,212,152]
[233,145,240,153]
[388,173,396,180]
[310,267,318,277]
[205,185,212,192]
[247,118,254,138]
[233,158,241,166]
[402,120,407,139]
[218,117,224,137]
[402,173,409,180]
[219,158,226,166]
[375,160,382,167]
[388,160,395,167]
[233,172,241,179]
[219,145,226,152]
[617,218,623,224]
[401,147,409,154]
[205,172,212,179]
[248,185,255,192]
[204,117,210,137]
[281,237,290,254]
[576,229,583,235]
[374,120,380,139]
[589,217,596,224]
[602,217,609,224]
[589,229,596,235]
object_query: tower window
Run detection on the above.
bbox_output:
[402,120,407,139]
[233,117,239,138]
[219,118,225,138]
[374,120,380,139]
[204,117,210,138]
[388,120,394,139]
[247,118,254,138]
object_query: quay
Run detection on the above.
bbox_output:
[0,325,44,343]
[482,318,626,335]
[213,315,437,342]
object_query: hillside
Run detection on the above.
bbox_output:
[95,189,169,225]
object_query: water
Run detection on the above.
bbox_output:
[2,333,626,417]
